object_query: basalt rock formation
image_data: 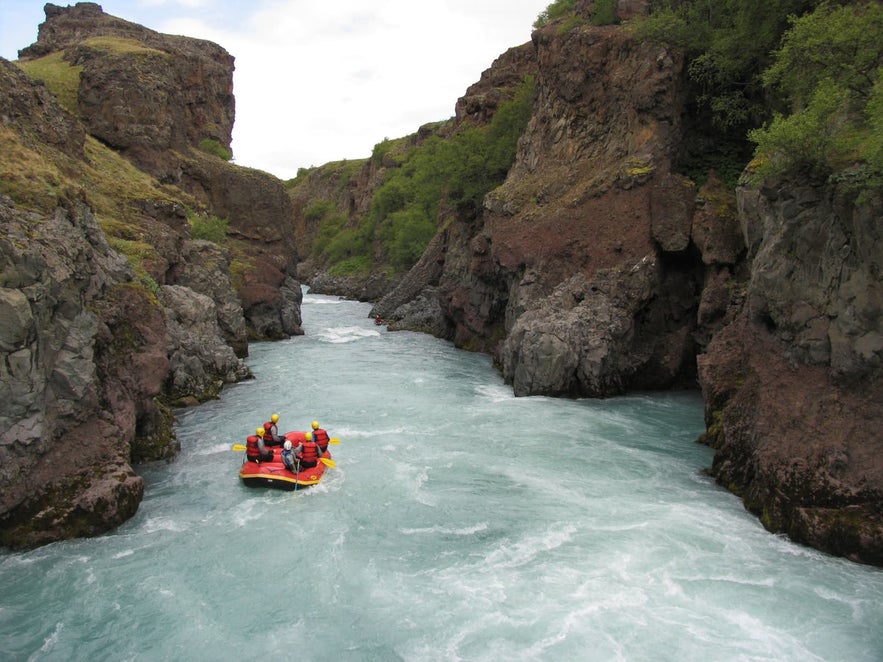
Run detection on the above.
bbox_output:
[699,177,883,565]
[1,196,158,547]
[0,3,300,548]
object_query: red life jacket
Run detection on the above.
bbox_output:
[312,428,330,450]
[297,440,320,464]
[245,435,264,461]
[263,422,278,441]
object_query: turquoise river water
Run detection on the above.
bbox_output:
[1,291,882,661]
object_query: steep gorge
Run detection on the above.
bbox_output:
[2,2,880,565]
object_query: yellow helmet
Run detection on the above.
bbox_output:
[256,427,265,436]
[311,421,319,429]
[305,432,312,441]
[271,413,279,423]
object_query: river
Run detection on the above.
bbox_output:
[2,291,881,661]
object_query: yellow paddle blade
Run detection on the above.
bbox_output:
[319,457,337,468]
[329,437,340,445]
[231,444,246,451]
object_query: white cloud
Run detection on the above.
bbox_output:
[157,0,549,179]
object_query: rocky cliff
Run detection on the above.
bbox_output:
[17,3,302,343]
[699,177,883,565]
[0,3,301,548]
[378,17,703,397]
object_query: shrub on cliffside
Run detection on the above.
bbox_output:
[188,210,229,242]
[632,0,830,187]
[748,2,883,187]
[314,75,535,275]
[198,138,233,161]
[372,76,534,258]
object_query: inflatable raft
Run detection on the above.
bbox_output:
[238,431,334,490]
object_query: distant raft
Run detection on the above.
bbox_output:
[238,431,333,490]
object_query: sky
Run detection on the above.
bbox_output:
[0,0,551,179]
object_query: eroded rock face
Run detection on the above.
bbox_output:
[0,197,164,548]
[171,240,250,356]
[159,284,251,405]
[0,53,85,159]
[21,2,234,153]
[369,15,883,565]
[435,22,700,396]
[501,255,697,396]
[699,178,883,565]
[742,179,883,375]
[0,3,296,547]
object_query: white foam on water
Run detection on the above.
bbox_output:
[316,326,380,343]
[142,517,188,534]
[475,383,516,402]
[482,524,577,570]
[400,522,489,536]
[27,622,63,662]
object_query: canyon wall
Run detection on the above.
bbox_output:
[0,3,301,548]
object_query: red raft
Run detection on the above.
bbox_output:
[239,431,333,490]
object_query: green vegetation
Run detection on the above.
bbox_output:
[533,0,617,31]
[313,210,369,265]
[371,75,535,270]
[748,2,883,185]
[79,36,167,57]
[305,200,336,223]
[628,0,817,187]
[197,138,232,161]
[15,37,167,115]
[312,76,535,275]
[106,236,161,291]
[188,210,229,242]
[625,0,883,192]
[534,0,577,29]
[591,0,619,26]
[16,52,83,113]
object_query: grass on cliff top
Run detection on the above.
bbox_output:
[79,36,168,58]
[16,37,168,114]
[286,158,368,189]
[15,52,82,113]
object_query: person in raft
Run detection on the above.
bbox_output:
[262,413,284,446]
[310,420,331,454]
[293,432,321,469]
[246,427,274,463]
[281,439,297,472]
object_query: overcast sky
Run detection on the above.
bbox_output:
[1,0,550,179]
